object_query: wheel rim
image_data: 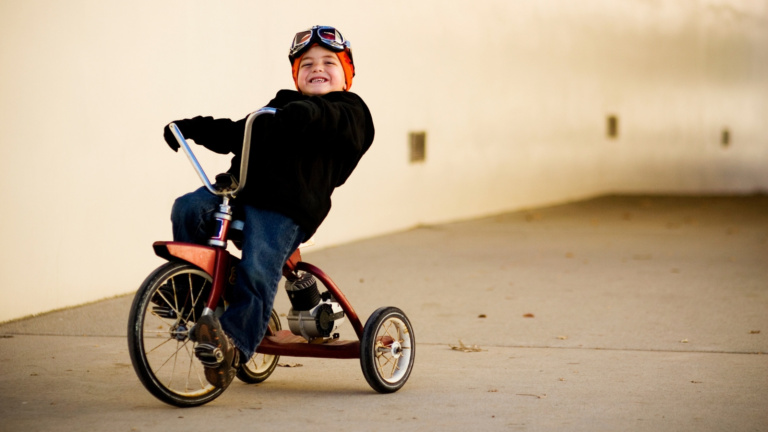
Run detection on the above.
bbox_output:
[141,268,216,397]
[242,352,275,374]
[242,314,277,375]
[373,316,413,384]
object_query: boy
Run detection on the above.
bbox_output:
[163,26,374,389]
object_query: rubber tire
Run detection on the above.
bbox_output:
[236,309,282,384]
[127,261,224,407]
[360,306,415,393]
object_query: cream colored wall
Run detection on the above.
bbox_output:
[1,0,766,322]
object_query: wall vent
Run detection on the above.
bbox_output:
[607,115,619,139]
[721,128,730,148]
[409,131,426,163]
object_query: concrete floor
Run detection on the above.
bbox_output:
[1,194,766,431]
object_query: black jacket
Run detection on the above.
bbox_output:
[180,90,374,238]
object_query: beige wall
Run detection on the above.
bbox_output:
[1,0,766,322]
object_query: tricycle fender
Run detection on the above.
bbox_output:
[153,241,217,276]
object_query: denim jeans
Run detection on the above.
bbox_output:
[171,187,305,358]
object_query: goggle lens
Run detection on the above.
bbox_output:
[318,28,344,44]
[293,30,312,46]
[289,26,349,60]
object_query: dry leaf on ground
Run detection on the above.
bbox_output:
[450,340,484,352]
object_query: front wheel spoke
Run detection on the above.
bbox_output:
[143,329,173,336]
[153,339,192,373]
[185,275,207,322]
[165,340,180,388]
[148,309,182,332]
[181,305,194,324]
[169,278,180,314]
[155,279,183,318]
[182,339,206,390]
[154,289,177,315]
[144,333,175,355]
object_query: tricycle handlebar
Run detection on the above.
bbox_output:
[168,107,277,198]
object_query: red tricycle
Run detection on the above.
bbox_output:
[127,108,415,407]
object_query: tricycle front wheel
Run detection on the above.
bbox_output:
[360,307,415,393]
[127,261,223,407]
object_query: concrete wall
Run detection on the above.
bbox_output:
[1,0,766,322]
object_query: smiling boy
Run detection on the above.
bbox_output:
[296,45,346,95]
[163,26,374,388]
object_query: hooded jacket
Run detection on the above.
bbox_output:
[178,90,374,238]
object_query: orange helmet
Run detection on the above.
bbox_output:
[289,26,355,91]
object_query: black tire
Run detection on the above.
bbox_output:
[236,309,281,384]
[127,261,224,407]
[360,307,415,393]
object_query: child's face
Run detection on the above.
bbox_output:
[296,45,346,96]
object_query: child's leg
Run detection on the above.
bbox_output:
[219,206,305,358]
[170,186,220,244]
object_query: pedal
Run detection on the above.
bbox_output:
[151,305,177,319]
[151,284,179,319]
[195,342,224,367]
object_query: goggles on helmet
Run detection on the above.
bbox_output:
[288,25,353,64]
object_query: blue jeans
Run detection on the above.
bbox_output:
[171,187,305,358]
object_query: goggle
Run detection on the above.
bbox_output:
[289,26,352,62]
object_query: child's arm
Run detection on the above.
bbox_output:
[277,92,374,186]
[275,92,374,155]
[163,116,244,155]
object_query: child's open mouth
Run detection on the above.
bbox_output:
[310,78,328,83]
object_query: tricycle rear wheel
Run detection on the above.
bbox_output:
[360,307,415,393]
[236,309,282,384]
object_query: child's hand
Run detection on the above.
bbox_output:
[163,123,181,152]
[162,116,211,152]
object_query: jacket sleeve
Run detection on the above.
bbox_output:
[184,116,245,155]
[274,91,374,158]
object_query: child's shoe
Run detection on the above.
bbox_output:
[192,315,239,388]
